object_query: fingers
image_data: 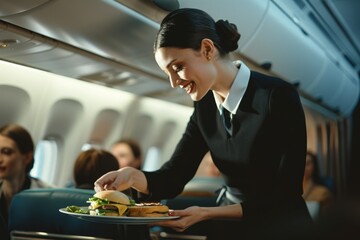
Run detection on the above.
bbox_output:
[93,184,102,192]
[149,218,188,232]
[94,170,132,192]
[94,179,104,192]
[94,172,116,192]
[168,209,188,217]
[148,210,192,232]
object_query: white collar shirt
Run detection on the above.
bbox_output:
[213,60,251,134]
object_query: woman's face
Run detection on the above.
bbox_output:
[0,135,29,180]
[111,143,140,169]
[155,46,217,101]
[304,153,314,179]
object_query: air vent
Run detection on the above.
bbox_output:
[294,0,305,9]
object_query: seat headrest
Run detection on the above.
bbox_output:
[8,188,123,239]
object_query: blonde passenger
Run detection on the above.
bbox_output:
[73,149,120,189]
[0,124,53,239]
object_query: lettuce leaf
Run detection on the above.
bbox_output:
[66,205,90,214]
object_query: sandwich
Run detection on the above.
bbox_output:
[128,202,170,217]
[87,190,170,217]
[88,190,133,216]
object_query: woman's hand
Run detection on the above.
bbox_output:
[150,204,243,232]
[94,167,148,193]
[149,206,207,232]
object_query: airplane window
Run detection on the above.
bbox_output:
[131,114,153,144]
[80,142,102,151]
[142,121,177,171]
[45,99,83,138]
[142,146,161,171]
[88,109,121,146]
[31,139,58,185]
[153,121,176,148]
[0,85,30,126]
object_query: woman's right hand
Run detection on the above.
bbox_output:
[94,167,148,193]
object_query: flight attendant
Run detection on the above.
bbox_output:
[95,8,312,239]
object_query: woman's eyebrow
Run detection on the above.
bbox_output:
[166,59,177,69]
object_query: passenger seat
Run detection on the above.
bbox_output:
[8,188,125,240]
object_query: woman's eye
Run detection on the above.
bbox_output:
[0,148,14,155]
[172,65,183,72]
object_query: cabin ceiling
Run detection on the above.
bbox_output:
[0,0,359,110]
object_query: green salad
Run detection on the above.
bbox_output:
[66,205,91,214]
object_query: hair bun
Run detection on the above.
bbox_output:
[215,20,241,52]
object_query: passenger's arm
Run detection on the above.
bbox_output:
[94,167,149,194]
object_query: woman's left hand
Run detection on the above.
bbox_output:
[149,206,207,232]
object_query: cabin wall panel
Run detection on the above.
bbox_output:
[0,60,52,137]
[0,60,138,185]
[126,97,193,168]
[39,73,137,185]
[0,60,194,186]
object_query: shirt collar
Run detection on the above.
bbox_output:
[213,60,251,115]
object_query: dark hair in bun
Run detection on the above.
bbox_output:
[154,8,240,56]
[215,20,240,52]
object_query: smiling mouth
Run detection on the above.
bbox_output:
[179,81,194,94]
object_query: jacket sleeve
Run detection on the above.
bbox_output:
[142,109,209,201]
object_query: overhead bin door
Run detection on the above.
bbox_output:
[305,59,343,108]
[327,73,359,116]
[178,0,269,50]
[240,1,326,91]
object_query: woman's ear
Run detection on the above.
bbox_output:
[23,152,33,166]
[201,38,215,60]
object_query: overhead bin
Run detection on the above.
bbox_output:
[307,58,360,116]
[0,24,51,56]
[240,1,327,91]
[328,73,359,116]
[0,0,49,18]
[179,0,269,49]
[180,0,359,116]
[240,1,359,117]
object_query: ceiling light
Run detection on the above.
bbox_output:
[0,39,20,48]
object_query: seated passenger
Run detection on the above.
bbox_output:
[111,138,142,169]
[73,148,151,239]
[303,151,334,219]
[0,124,53,240]
[110,140,152,239]
[73,148,119,189]
[183,151,225,197]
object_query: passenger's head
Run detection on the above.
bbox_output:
[0,124,35,180]
[73,148,119,189]
[154,8,240,101]
[111,139,142,169]
[304,151,322,184]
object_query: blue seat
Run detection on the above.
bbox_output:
[8,188,125,239]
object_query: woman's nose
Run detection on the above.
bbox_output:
[169,75,179,88]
